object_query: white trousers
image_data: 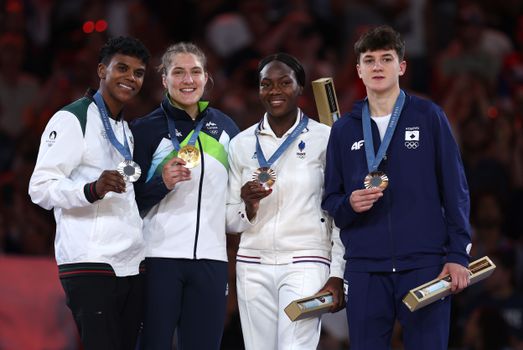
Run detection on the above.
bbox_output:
[236,262,330,350]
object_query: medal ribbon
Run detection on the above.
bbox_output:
[162,104,206,152]
[255,111,309,168]
[362,90,405,173]
[93,91,131,160]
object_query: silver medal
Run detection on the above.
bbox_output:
[117,160,142,182]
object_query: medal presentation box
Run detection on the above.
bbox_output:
[284,292,334,321]
[402,256,496,312]
[312,78,341,126]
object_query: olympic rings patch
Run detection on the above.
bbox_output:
[405,141,419,149]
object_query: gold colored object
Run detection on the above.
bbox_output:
[402,256,496,312]
[178,145,200,169]
[312,77,341,126]
[252,167,276,190]
[364,171,389,190]
[284,292,334,321]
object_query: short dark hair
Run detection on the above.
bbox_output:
[257,53,306,87]
[354,25,405,62]
[99,36,150,66]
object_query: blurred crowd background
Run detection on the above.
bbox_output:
[1,0,523,349]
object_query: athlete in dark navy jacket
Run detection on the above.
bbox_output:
[322,25,471,350]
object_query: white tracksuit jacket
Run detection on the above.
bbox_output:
[226,111,344,278]
[28,95,144,277]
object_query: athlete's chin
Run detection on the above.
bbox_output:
[117,94,137,105]
[367,84,394,94]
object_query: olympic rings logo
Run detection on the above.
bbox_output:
[405,141,419,149]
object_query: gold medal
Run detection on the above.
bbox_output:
[252,167,276,190]
[117,160,142,182]
[178,145,200,168]
[364,171,389,190]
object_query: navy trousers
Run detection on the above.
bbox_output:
[142,258,228,350]
[345,264,451,350]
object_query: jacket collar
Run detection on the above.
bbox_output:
[349,92,411,120]
[256,108,309,137]
[161,94,209,122]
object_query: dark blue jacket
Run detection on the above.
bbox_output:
[321,93,471,272]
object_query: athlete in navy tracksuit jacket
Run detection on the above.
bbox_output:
[322,25,471,350]
[323,94,471,273]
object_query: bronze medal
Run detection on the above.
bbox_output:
[252,167,276,190]
[364,171,389,190]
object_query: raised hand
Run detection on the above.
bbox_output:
[240,180,272,220]
[349,187,383,213]
[162,157,192,190]
[95,170,126,198]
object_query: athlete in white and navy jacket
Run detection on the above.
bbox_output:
[226,53,345,350]
[130,43,240,350]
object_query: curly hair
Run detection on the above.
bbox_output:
[98,36,150,66]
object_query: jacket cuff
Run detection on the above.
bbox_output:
[446,252,470,268]
[329,262,345,279]
[333,194,357,229]
[83,181,102,203]
[237,202,258,226]
[157,176,172,194]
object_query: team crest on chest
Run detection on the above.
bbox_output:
[46,131,57,147]
[205,121,219,135]
[296,140,306,159]
[405,127,419,149]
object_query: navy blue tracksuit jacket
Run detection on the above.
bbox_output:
[322,93,471,273]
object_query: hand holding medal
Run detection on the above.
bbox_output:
[240,180,272,220]
[161,157,192,190]
[95,170,128,198]
[349,187,383,213]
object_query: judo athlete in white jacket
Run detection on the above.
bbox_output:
[29,37,150,350]
[227,53,345,350]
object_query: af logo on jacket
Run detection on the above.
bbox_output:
[351,140,364,151]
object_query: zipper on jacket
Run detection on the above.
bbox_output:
[193,137,204,259]
[387,183,396,272]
